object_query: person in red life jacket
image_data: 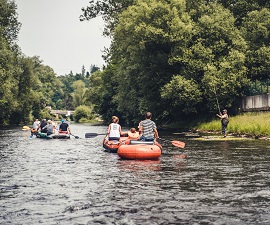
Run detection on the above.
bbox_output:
[128,127,140,140]
[59,119,71,135]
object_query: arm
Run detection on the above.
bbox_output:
[154,128,159,139]
[120,126,128,136]
[107,124,111,136]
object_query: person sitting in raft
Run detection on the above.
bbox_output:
[107,116,127,141]
[42,120,55,136]
[31,118,40,135]
[128,127,140,140]
[39,119,47,133]
[59,119,71,135]
[139,112,159,141]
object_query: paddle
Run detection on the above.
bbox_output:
[71,134,79,139]
[85,133,106,138]
[158,138,185,148]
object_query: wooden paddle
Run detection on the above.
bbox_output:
[158,138,185,148]
[171,140,185,148]
[85,133,105,138]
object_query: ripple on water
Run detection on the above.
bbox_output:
[1,126,270,224]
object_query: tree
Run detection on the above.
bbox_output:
[73,105,93,122]
[80,0,134,35]
[71,80,87,107]
[0,0,21,43]
[0,0,21,125]
[241,8,270,81]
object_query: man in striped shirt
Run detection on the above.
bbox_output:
[139,112,159,141]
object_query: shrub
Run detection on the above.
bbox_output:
[73,105,92,122]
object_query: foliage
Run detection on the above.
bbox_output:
[0,0,21,43]
[241,8,270,81]
[161,76,202,114]
[80,0,134,36]
[2,0,270,126]
[71,80,87,107]
[73,105,94,122]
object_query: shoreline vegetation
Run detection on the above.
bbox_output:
[6,112,269,141]
[161,112,270,140]
[194,112,270,140]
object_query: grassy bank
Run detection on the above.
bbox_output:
[196,112,270,137]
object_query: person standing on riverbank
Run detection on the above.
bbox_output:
[139,112,159,141]
[216,109,229,138]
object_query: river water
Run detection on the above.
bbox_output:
[1,123,270,225]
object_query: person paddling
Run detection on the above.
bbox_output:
[59,119,71,135]
[39,119,47,133]
[42,120,55,136]
[31,118,40,135]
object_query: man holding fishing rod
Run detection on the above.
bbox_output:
[216,109,229,138]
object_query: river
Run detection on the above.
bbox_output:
[1,123,270,225]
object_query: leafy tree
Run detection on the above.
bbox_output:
[0,0,21,43]
[241,8,270,81]
[73,105,93,122]
[71,80,87,107]
[80,0,134,35]
[0,0,21,125]
[161,76,202,115]
[217,0,270,26]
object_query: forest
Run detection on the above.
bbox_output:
[1,0,270,126]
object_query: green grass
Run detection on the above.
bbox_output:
[196,112,270,137]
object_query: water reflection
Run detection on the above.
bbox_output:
[116,159,162,171]
[1,125,270,224]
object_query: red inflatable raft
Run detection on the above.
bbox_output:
[103,137,128,153]
[118,140,162,160]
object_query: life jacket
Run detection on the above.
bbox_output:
[128,131,140,140]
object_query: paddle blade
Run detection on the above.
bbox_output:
[85,133,107,138]
[71,134,79,139]
[171,140,185,148]
[85,133,99,138]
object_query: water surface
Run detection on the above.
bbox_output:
[1,124,270,224]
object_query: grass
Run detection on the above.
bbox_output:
[196,112,270,137]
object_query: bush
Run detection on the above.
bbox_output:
[73,105,92,122]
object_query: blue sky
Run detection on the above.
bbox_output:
[15,0,111,75]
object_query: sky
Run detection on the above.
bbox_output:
[15,0,111,76]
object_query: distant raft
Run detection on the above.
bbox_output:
[36,132,70,139]
[22,126,31,131]
[118,140,162,160]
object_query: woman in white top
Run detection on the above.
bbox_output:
[107,116,125,140]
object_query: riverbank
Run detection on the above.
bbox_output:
[195,111,270,139]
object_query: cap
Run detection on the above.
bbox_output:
[61,119,65,123]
